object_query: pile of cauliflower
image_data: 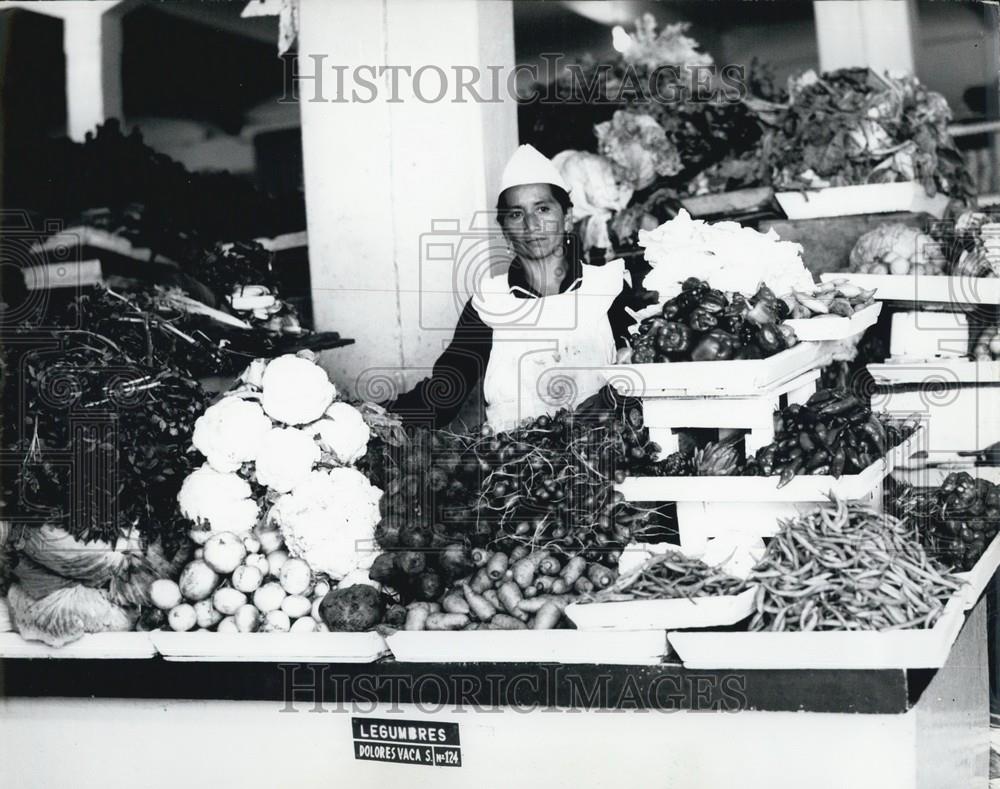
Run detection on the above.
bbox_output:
[638,209,815,301]
[177,352,382,582]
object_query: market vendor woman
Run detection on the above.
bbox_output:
[389,145,641,431]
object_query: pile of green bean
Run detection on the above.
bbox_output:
[748,498,964,631]
[586,552,746,602]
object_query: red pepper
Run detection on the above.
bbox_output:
[655,321,695,355]
[690,329,740,361]
[688,306,720,332]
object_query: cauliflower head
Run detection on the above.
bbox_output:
[254,427,320,493]
[178,465,259,533]
[192,395,273,473]
[261,354,336,425]
[272,468,383,580]
[310,402,372,465]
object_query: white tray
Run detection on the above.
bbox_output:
[618,342,828,397]
[783,302,882,342]
[820,272,1000,306]
[564,587,756,631]
[668,594,966,670]
[385,630,669,665]
[775,182,950,220]
[149,631,389,662]
[0,632,156,659]
[618,456,888,503]
[954,532,1000,611]
[31,225,180,266]
[618,428,921,503]
[869,359,1000,385]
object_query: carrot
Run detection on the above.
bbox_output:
[532,601,563,630]
[511,556,539,589]
[497,581,528,619]
[486,551,510,581]
[471,548,491,567]
[551,579,568,595]
[489,614,527,630]
[522,585,538,598]
[537,556,561,576]
[518,595,570,614]
[574,577,594,594]
[559,556,586,586]
[426,613,469,631]
[534,575,555,594]
[510,545,530,562]
[483,589,502,610]
[404,605,430,631]
[462,584,497,621]
[587,564,615,589]
[470,567,492,594]
[441,592,470,615]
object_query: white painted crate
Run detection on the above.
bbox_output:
[668,594,966,670]
[775,182,950,220]
[641,369,819,455]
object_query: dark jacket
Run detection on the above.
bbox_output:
[388,256,637,428]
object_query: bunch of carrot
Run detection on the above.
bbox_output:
[402,548,617,631]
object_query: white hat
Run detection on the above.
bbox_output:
[498,144,570,195]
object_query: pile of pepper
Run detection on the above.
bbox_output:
[891,473,1000,571]
[646,389,917,487]
[627,278,798,364]
[744,389,916,486]
[747,498,962,632]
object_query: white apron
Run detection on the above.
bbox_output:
[472,259,625,432]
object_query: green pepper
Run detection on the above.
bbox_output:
[688,306,720,332]
[718,308,746,335]
[755,322,785,355]
[655,321,694,355]
[662,291,700,321]
[752,284,778,304]
[700,289,727,310]
[778,324,798,348]
[747,301,778,327]
[690,329,740,361]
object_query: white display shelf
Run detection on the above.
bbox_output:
[617,455,890,503]
[0,632,156,659]
[668,594,966,670]
[31,225,180,266]
[783,302,882,342]
[564,587,756,632]
[149,631,389,662]
[641,369,819,455]
[954,532,1000,612]
[775,182,950,220]
[869,359,1000,386]
[618,342,830,397]
[819,272,1000,306]
[385,629,669,665]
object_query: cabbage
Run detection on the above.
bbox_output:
[16,524,129,584]
[7,583,136,647]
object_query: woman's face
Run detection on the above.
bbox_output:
[499,183,571,262]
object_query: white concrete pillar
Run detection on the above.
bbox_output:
[2,1,126,140]
[813,0,918,74]
[63,6,123,141]
[296,0,518,399]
